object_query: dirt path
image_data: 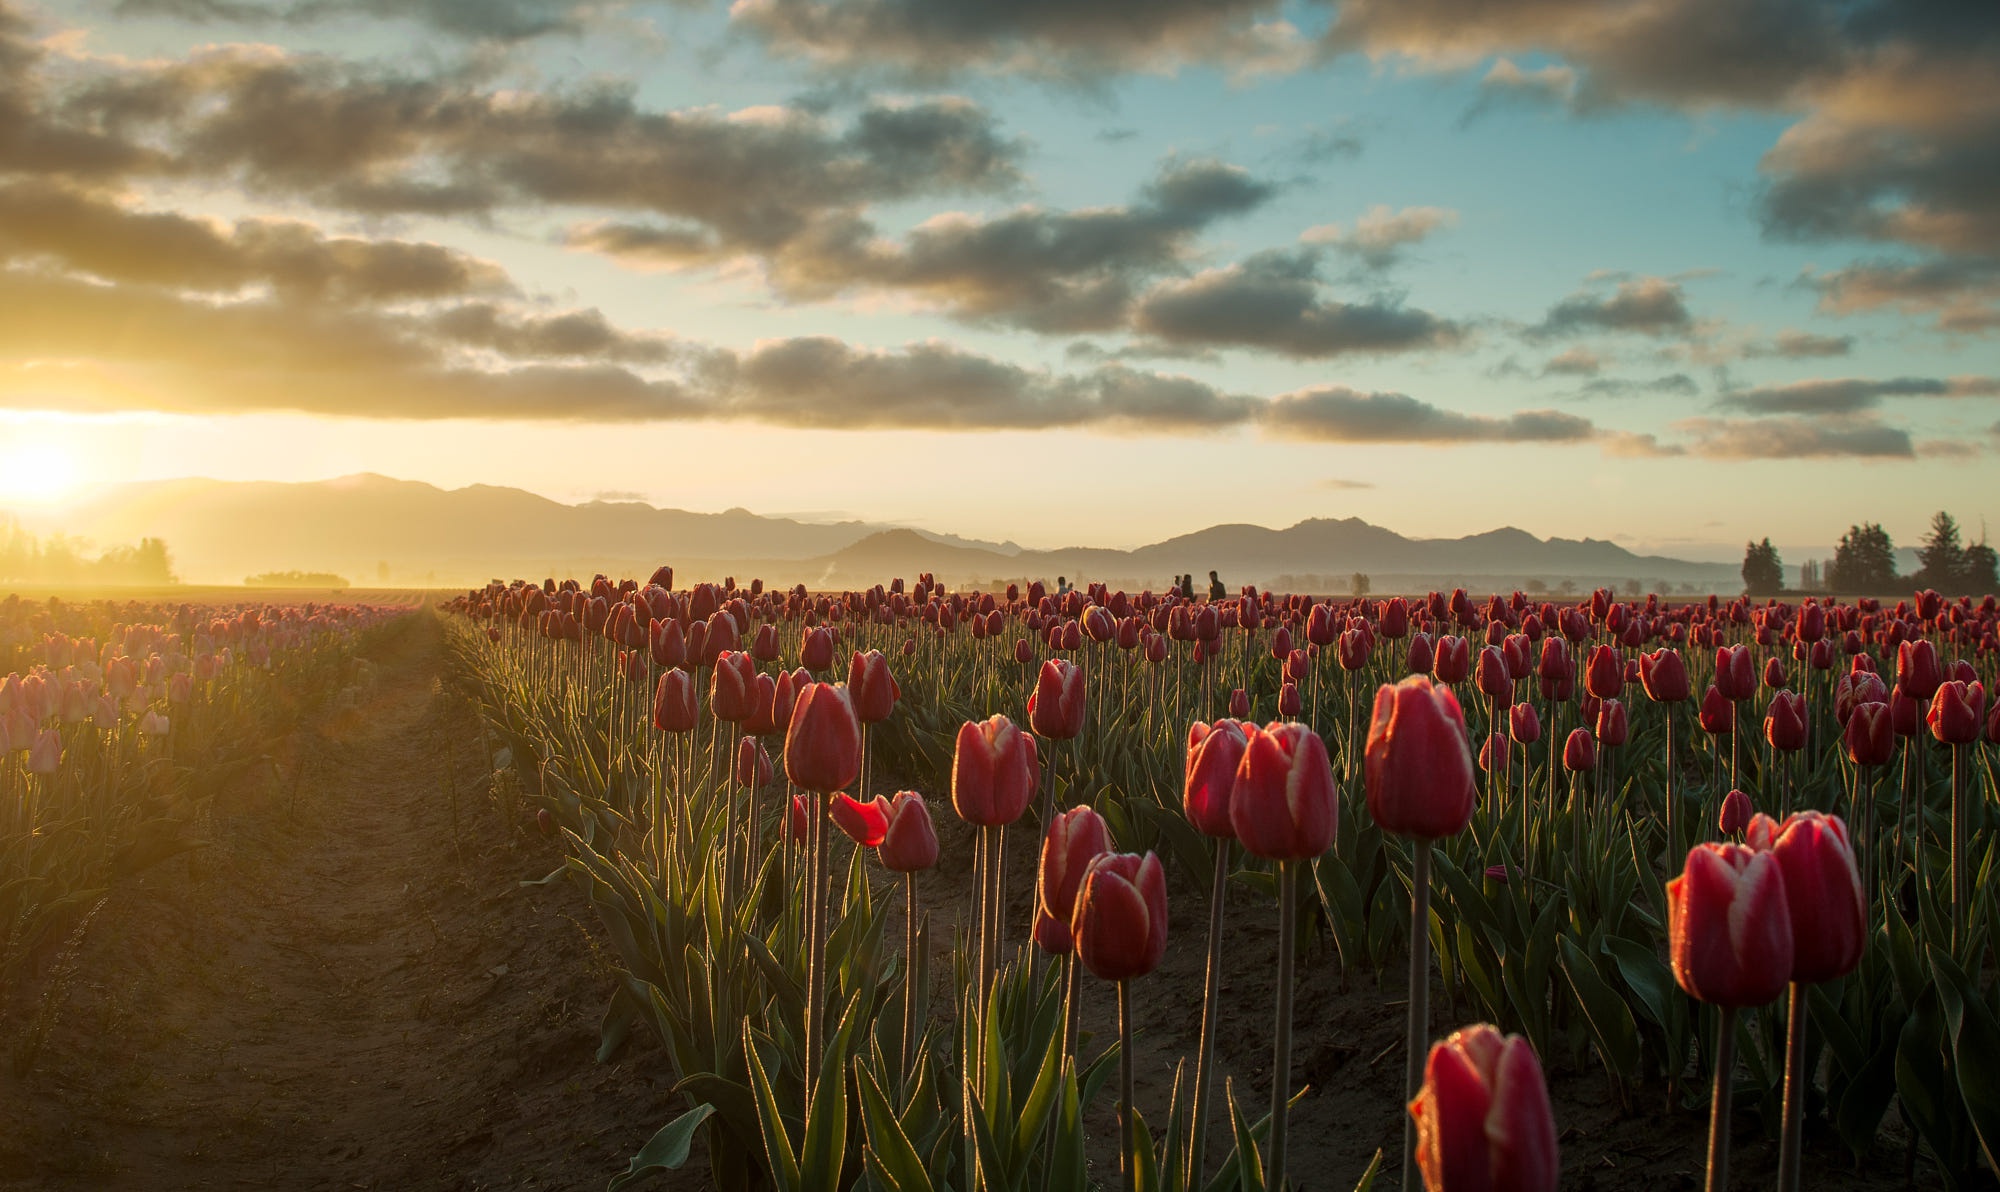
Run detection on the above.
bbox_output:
[0,613,686,1192]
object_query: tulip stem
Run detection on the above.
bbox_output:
[1401,840,1432,1192]
[1706,1006,1738,1192]
[1951,743,1966,949]
[1665,710,1677,859]
[1119,978,1137,1192]
[1189,839,1230,1189]
[1268,858,1298,1192]
[904,870,919,1084]
[1778,982,1806,1192]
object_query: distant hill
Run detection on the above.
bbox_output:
[20,475,1741,591]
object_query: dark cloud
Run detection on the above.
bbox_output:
[46,50,1019,249]
[0,181,510,302]
[428,304,677,364]
[114,0,609,41]
[1716,375,2000,415]
[1132,249,1463,358]
[581,157,1276,335]
[1532,277,1693,338]
[1577,373,1699,398]
[1803,259,2000,333]
[1752,330,1853,358]
[1673,414,1916,459]
[1262,386,1595,443]
[1540,347,1602,376]
[729,0,1302,82]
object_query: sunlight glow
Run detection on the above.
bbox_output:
[0,442,83,508]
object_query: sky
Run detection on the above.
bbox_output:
[0,0,1995,564]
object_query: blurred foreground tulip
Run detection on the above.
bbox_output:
[1408,1025,1560,1192]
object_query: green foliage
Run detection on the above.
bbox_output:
[1741,537,1783,596]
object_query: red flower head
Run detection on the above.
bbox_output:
[1231,722,1339,860]
[1184,719,1250,838]
[1071,852,1169,982]
[1366,676,1476,841]
[952,715,1039,826]
[1027,658,1086,739]
[1668,842,1793,1007]
[1408,1025,1560,1192]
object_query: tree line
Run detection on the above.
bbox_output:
[0,518,178,585]
[1743,511,2000,596]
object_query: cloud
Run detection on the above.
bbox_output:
[1532,277,1693,338]
[1803,259,2000,333]
[1261,386,1595,443]
[1750,329,1853,358]
[113,0,610,41]
[1461,58,1579,123]
[1715,375,2000,415]
[1318,477,1376,490]
[1540,347,1603,376]
[728,0,1300,82]
[1300,204,1458,269]
[428,304,679,364]
[38,47,1021,249]
[0,180,511,302]
[1576,373,1699,398]
[1132,249,1464,358]
[577,156,1274,334]
[1673,414,1915,459]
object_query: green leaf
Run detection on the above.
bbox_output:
[1931,948,2000,1174]
[1603,937,1677,1034]
[743,1027,802,1192]
[1349,1148,1385,1192]
[606,1103,716,1192]
[854,1062,935,1192]
[1558,935,1641,1079]
[1131,1106,1161,1192]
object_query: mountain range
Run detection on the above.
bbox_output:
[18,474,1744,592]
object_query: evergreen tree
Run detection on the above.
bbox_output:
[1742,538,1784,596]
[1828,522,1899,593]
[1915,511,1966,592]
[1964,539,2000,595]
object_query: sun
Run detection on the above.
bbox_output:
[0,443,83,508]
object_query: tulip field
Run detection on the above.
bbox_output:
[0,594,400,1021]
[440,574,2000,1192]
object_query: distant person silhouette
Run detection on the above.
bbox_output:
[1178,574,1194,600]
[1056,575,1072,595]
[1207,570,1226,601]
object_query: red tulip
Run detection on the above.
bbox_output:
[1230,722,1338,860]
[1697,685,1732,736]
[1509,702,1541,744]
[1890,686,1921,736]
[1927,680,1985,745]
[1033,907,1072,954]
[1897,639,1942,702]
[1844,702,1896,766]
[1407,632,1435,676]
[1833,670,1887,725]
[751,622,780,662]
[1278,681,1301,718]
[1594,698,1628,748]
[1668,842,1793,1007]
[1341,626,1376,672]
[1365,675,1476,841]
[1229,687,1251,720]
[652,668,697,733]
[783,793,809,846]
[1561,727,1596,772]
[784,682,862,793]
[1763,656,1787,691]
[1715,645,1755,702]
[1040,804,1112,930]
[1015,638,1034,666]
[649,618,686,668]
[1476,647,1513,703]
[711,650,756,722]
[800,625,835,672]
[1719,789,1753,836]
[1027,658,1086,739]
[1747,812,1864,985]
[879,792,940,872]
[1408,1024,1560,1192]
[1184,719,1250,838]
[1479,733,1509,774]
[1764,690,1808,752]
[1379,597,1411,640]
[952,714,1039,826]
[832,792,893,847]
[847,649,901,723]
[1584,644,1622,699]
[1536,639,1573,701]
[1433,636,1470,684]
[1071,852,1169,982]
[736,735,774,787]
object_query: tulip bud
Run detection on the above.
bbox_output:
[1584,644,1622,700]
[800,625,835,673]
[1432,636,1470,684]
[952,715,1039,826]
[784,682,863,794]
[1027,659,1086,740]
[878,792,938,872]
[1278,681,1301,718]
[1040,805,1112,930]
[1897,639,1942,702]
[783,794,810,847]
[1341,626,1375,672]
[1408,1025,1560,1192]
[1365,676,1476,841]
[1594,698,1628,748]
[1843,701,1895,767]
[652,669,697,734]
[1536,639,1573,701]
[1715,645,1755,702]
[1509,702,1541,744]
[1406,632,1435,676]
[1927,680,1985,745]
[710,651,756,723]
[1750,811,1864,985]
[1476,647,1512,703]
[1719,788,1753,836]
[1763,656,1787,691]
[28,728,61,775]
[1668,842,1793,1007]
[1764,690,1808,752]
[735,735,774,787]
[1697,685,1733,737]
[1070,852,1169,982]
[1184,719,1250,838]
[1833,670,1887,725]
[1479,732,1509,774]
[1561,727,1596,772]
[1033,907,1073,955]
[1228,687,1251,720]
[847,649,901,724]
[1231,722,1338,860]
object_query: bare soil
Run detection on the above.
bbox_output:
[0,612,686,1192]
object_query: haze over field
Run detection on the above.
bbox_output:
[0,0,1994,561]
